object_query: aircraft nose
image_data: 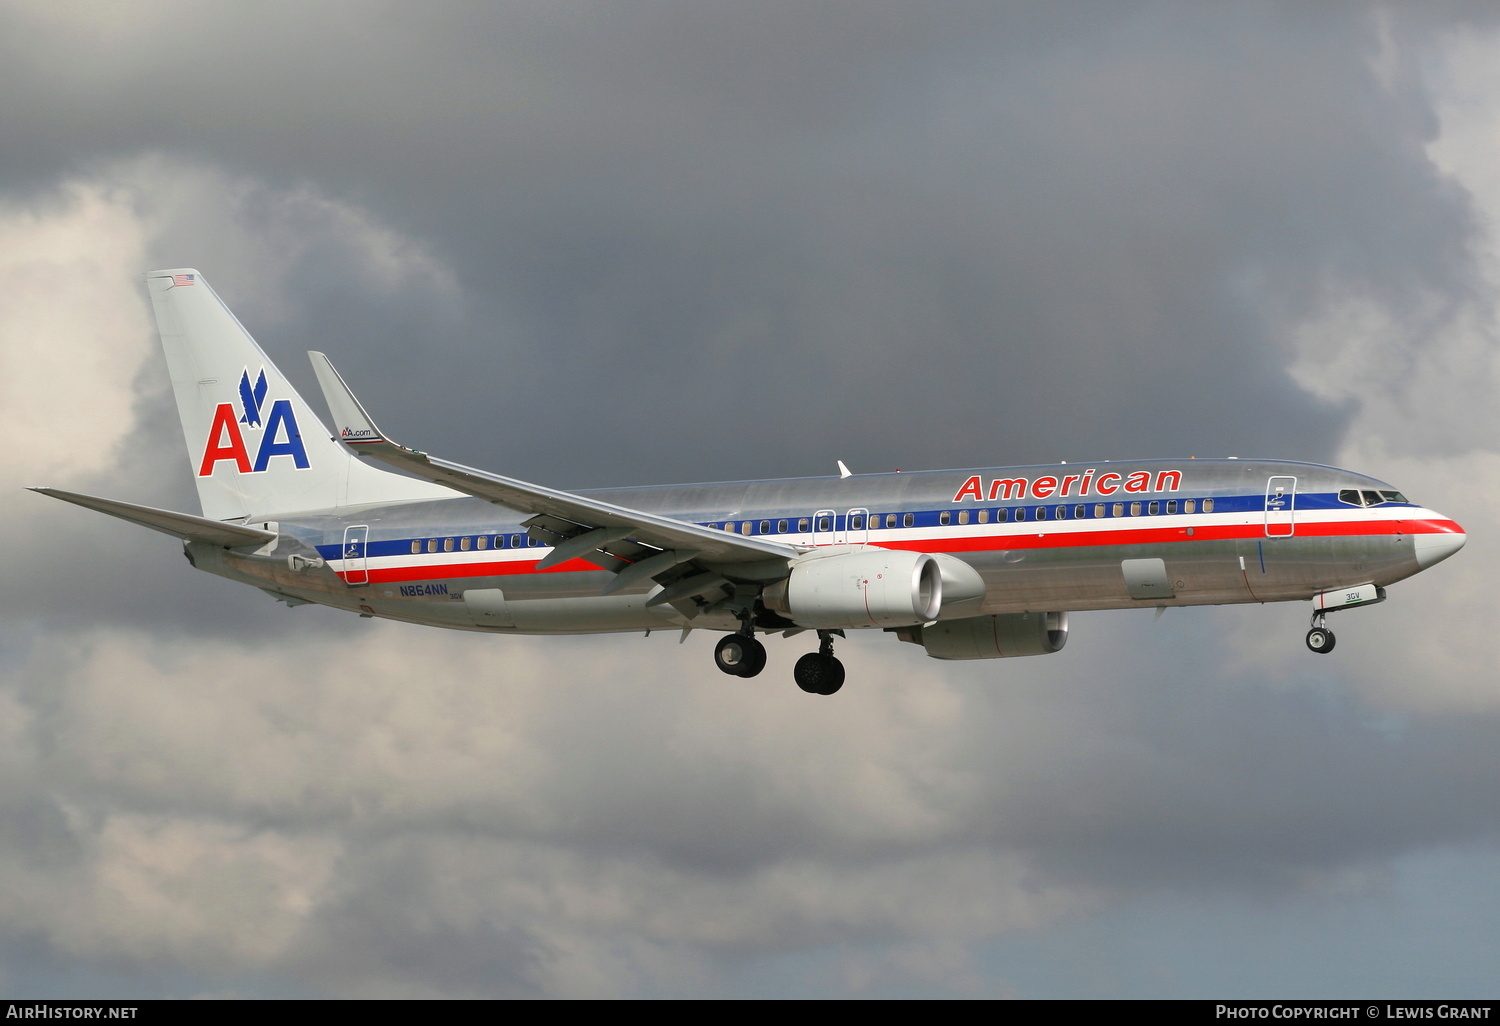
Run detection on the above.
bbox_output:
[1413,523,1466,569]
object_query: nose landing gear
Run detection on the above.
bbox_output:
[1305,612,1336,654]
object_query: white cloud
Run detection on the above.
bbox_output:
[1279,25,1500,713]
[4,622,1103,996]
[0,180,154,485]
[37,815,338,969]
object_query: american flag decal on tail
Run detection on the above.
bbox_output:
[172,273,195,286]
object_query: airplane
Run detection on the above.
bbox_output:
[32,269,1467,695]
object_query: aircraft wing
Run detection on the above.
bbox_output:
[30,488,276,548]
[309,353,802,584]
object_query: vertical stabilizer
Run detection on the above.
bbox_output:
[145,268,455,520]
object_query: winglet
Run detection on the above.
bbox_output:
[837,460,852,479]
[309,352,392,447]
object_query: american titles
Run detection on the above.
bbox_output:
[952,469,1182,503]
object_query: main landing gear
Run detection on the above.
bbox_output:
[714,632,767,677]
[1305,611,1336,654]
[713,629,845,694]
[794,632,844,695]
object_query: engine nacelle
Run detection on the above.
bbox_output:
[764,550,942,629]
[894,612,1069,660]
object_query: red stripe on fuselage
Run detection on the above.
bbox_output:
[878,516,1463,554]
[361,555,601,583]
[348,516,1460,586]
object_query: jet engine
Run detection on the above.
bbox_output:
[893,612,1069,660]
[763,550,942,629]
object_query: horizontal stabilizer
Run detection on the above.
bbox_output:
[29,488,276,548]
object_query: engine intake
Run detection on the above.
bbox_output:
[894,612,1069,660]
[764,550,941,629]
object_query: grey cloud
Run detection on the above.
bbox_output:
[3,1,1499,999]
[0,4,1491,486]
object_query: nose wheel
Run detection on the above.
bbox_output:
[1305,612,1336,654]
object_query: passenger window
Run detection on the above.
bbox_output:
[1203,499,1214,513]
[760,520,771,534]
[957,510,969,526]
[1055,505,1067,519]
[1184,499,1195,513]
[997,508,1009,523]
[798,518,811,532]
[1015,508,1026,522]
[477,536,488,550]
[902,513,914,528]
[1166,500,1177,515]
[1130,503,1141,516]
[460,536,471,551]
[512,535,523,548]
[1075,505,1086,518]
[443,538,454,551]
[778,519,788,533]
[850,515,864,530]
[886,514,897,529]
[977,509,989,524]
[427,539,438,553]
[411,540,421,554]
[1149,501,1159,515]
[1035,507,1047,521]
[1113,503,1124,517]
[1094,504,1105,518]
[818,516,832,532]
[939,511,951,526]
[742,522,754,535]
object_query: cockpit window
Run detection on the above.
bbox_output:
[1340,488,1410,507]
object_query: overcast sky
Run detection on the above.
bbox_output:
[2,1,1498,998]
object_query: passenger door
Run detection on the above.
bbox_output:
[1265,476,1296,537]
[340,524,369,585]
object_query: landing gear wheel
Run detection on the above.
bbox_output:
[1305,627,1336,654]
[794,652,845,695]
[715,634,767,677]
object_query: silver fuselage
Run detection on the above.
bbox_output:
[188,457,1464,636]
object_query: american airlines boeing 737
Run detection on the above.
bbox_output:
[33,269,1467,694]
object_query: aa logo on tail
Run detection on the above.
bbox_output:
[198,367,311,476]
